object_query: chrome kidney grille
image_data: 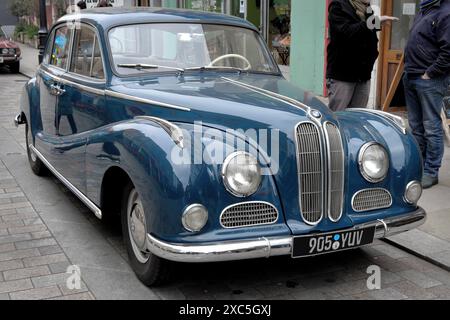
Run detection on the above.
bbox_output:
[352,189,392,212]
[325,122,345,221]
[220,202,279,229]
[295,122,324,224]
[295,121,345,225]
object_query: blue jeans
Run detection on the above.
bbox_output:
[403,73,450,177]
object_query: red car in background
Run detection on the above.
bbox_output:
[0,26,21,73]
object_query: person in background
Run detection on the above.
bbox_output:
[326,0,397,111]
[97,0,112,7]
[77,0,87,10]
[403,0,450,189]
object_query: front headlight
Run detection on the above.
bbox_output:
[1,48,8,55]
[8,48,15,55]
[358,142,389,183]
[222,152,262,197]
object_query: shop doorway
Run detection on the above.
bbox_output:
[378,0,421,111]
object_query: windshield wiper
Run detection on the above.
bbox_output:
[117,63,184,73]
[183,66,246,74]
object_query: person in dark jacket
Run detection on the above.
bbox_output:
[404,0,450,189]
[326,0,397,111]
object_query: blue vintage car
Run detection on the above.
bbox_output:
[16,8,426,286]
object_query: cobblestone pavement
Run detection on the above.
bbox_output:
[1,70,450,300]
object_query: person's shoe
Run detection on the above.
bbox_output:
[422,174,439,189]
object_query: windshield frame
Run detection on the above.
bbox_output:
[106,22,282,79]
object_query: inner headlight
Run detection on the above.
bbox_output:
[8,48,15,55]
[222,152,262,197]
[358,142,389,183]
[1,48,8,55]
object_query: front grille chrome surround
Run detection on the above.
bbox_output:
[295,122,324,225]
[324,122,345,222]
[352,188,393,212]
[220,202,279,229]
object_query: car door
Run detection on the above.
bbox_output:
[35,25,73,164]
[53,23,107,193]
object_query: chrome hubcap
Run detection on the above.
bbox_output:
[127,189,150,263]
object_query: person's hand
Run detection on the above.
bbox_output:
[380,16,399,24]
[421,73,431,80]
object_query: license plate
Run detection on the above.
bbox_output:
[0,57,3,63]
[292,227,376,258]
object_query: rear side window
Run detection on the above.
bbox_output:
[70,25,104,79]
[50,27,71,69]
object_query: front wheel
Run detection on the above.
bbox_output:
[26,124,47,176]
[121,183,171,286]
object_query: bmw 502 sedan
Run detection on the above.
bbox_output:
[15,8,426,286]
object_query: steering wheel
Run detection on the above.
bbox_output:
[109,36,124,53]
[208,54,252,70]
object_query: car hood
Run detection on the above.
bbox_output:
[0,38,19,49]
[109,73,336,136]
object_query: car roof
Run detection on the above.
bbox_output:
[58,7,258,31]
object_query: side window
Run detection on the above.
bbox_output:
[50,27,71,69]
[43,30,55,65]
[70,25,104,79]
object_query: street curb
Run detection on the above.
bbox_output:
[19,72,32,79]
[382,238,450,272]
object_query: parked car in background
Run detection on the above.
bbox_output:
[16,8,426,287]
[0,26,21,73]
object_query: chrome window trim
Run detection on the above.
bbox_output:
[68,22,107,81]
[323,121,344,222]
[221,151,262,198]
[105,90,190,112]
[135,116,185,148]
[358,142,390,184]
[351,188,393,213]
[219,201,279,229]
[294,121,325,226]
[347,108,407,135]
[29,145,102,219]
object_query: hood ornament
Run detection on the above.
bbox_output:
[310,109,322,119]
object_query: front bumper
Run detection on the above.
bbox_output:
[0,56,21,64]
[146,208,426,263]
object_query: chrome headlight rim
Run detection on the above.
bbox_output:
[182,204,208,233]
[404,180,423,205]
[358,142,389,183]
[221,151,262,198]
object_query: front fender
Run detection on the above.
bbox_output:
[336,110,423,225]
[86,119,289,243]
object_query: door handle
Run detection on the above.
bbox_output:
[49,83,65,96]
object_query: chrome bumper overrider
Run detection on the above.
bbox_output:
[146,208,426,263]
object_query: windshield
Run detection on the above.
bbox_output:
[109,23,279,75]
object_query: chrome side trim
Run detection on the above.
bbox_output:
[221,77,310,112]
[29,145,102,219]
[145,208,426,263]
[219,201,279,229]
[105,90,191,112]
[347,108,408,135]
[135,116,185,148]
[40,69,105,96]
